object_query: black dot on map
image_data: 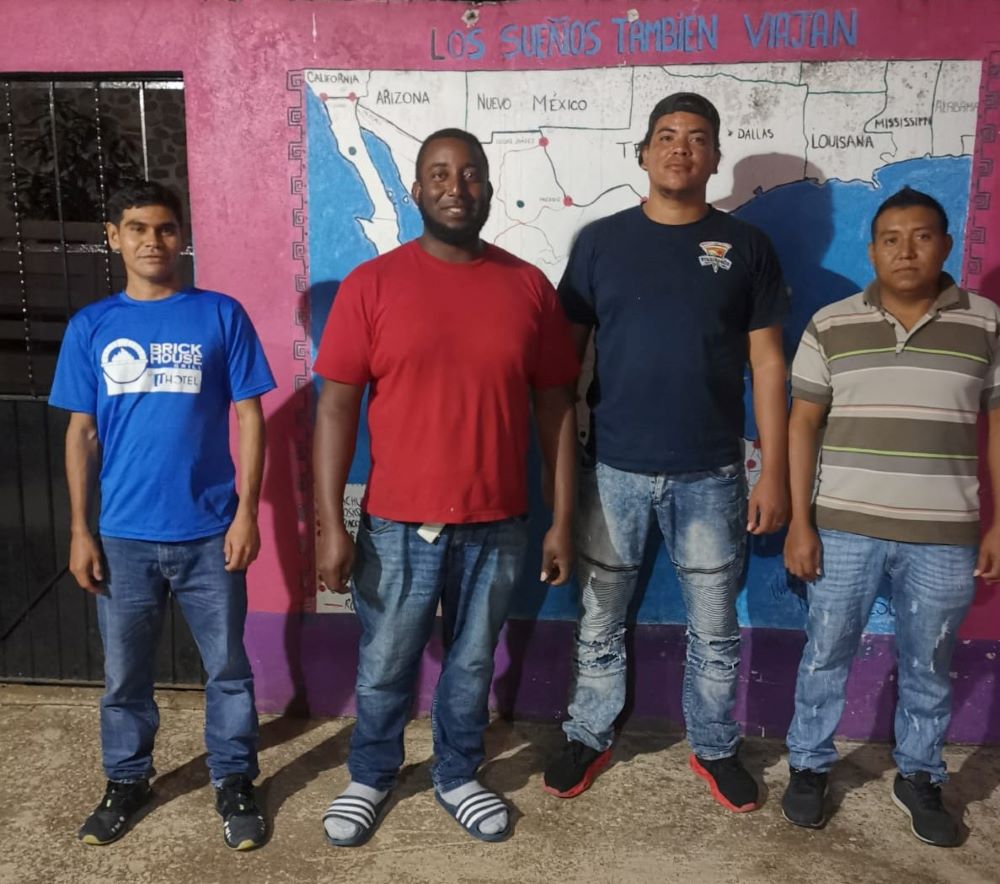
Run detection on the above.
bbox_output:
[349,147,357,156]
[516,200,525,208]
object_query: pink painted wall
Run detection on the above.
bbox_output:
[5,0,1000,643]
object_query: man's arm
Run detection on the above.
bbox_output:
[533,384,576,585]
[570,322,592,363]
[783,397,827,580]
[66,411,104,593]
[747,324,789,534]
[975,407,1000,583]
[314,379,365,592]
[224,396,266,572]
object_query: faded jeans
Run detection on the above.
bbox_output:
[786,528,976,781]
[563,457,748,759]
[348,514,527,792]
[97,533,259,784]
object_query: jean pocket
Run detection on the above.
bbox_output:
[361,512,397,536]
[707,461,743,482]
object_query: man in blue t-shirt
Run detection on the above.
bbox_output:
[48,181,276,850]
[543,93,789,811]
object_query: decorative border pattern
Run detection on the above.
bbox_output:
[287,70,315,611]
[966,50,1000,292]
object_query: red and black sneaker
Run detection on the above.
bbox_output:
[690,752,759,812]
[543,740,613,798]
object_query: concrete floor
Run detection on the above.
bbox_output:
[2,685,1000,884]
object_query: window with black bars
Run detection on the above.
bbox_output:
[0,74,204,686]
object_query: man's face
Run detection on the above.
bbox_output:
[412,137,491,246]
[868,205,952,297]
[640,111,720,198]
[106,204,183,285]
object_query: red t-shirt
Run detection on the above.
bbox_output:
[314,240,580,523]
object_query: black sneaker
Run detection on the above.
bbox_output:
[892,772,959,847]
[781,767,828,828]
[543,740,613,798]
[215,774,267,850]
[690,752,759,812]
[78,779,153,845]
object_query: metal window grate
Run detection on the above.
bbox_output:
[0,74,203,686]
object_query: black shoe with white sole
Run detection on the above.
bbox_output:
[892,772,959,847]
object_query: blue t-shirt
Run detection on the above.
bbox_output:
[49,288,276,541]
[559,206,787,473]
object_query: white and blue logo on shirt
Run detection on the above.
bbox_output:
[100,337,203,395]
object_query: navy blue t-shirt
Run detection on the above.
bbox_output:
[559,206,787,473]
[49,288,276,542]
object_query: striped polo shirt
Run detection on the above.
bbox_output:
[791,275,1000,546]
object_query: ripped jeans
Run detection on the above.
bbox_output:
[786,529,976,781]
[563,457,747,759]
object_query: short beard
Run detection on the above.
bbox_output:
[418,202,490,247]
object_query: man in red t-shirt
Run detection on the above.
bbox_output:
[313,128,579,846]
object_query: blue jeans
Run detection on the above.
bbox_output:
[348,514,527,792]
[563,458,747,759]
[98,533,259,784]
[786,529,976,782]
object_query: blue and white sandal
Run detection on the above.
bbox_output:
[435,788,512,843]
[322,792,391,847]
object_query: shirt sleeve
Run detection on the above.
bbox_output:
[747,231,790,332]
[48,315,98,414]
[531,272,581,389]
[557,226,598,327]
[790,319,832,406]
[225,301,277,401]
[982,305,1000,411]
[313,269,374,385]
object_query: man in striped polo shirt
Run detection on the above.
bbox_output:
[781,187,1000,846]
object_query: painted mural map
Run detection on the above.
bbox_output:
[306,61,982,625]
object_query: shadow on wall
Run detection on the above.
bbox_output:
[259,288,360,721]
[728,153,860,360]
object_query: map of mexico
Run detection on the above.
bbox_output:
[304,58,979,628]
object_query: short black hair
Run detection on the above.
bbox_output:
[870,186,948,241]
[415,128,490,180]
[106,180,184,227]
[639,92,721,167]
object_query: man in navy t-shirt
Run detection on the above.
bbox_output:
[543,93,789,811]
[49,181,275,850]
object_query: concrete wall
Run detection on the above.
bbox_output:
[5,0,1000,741]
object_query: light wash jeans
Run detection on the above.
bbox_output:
[786,528,976,782]
[563,457,748,759]
[347,513,527,792]
[98,533,258,784]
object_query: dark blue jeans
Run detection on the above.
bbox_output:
[347,514,527,792]
[98,533,259,784]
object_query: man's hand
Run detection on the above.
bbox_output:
[784,520,822,582]
[747,471,788,535]
[974,524,1000,584]
[317,525,355,593]
[540,522,573,585]
[69,530,105,594]
[224,509,261,572]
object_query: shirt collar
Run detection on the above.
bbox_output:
[861,273,967,313]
